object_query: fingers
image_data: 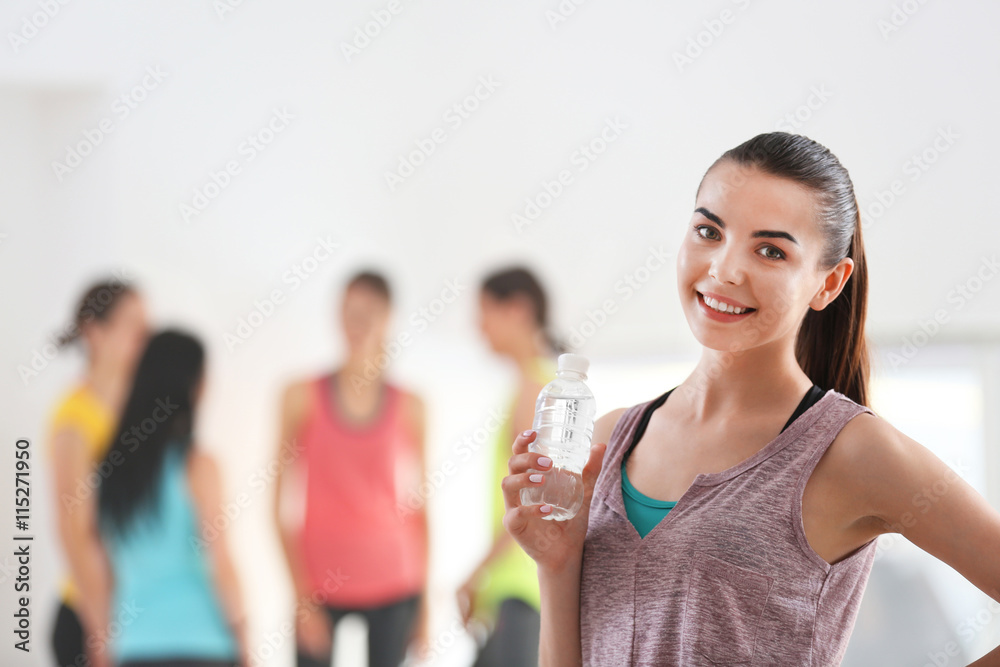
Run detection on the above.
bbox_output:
[511,428,536,457]
[501,496,557,540]
[501,464,549,512]
[507,450,552,476]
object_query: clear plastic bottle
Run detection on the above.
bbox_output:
[520,353,596,521]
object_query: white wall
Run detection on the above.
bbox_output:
[2,1,1000,665]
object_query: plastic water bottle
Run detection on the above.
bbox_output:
[520,353,596,521]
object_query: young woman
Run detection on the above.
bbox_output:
[273,270,429,667]
[96,330,247,667]
[47,279,149,667]
[501,132,1000,665]
[456,267,560,667]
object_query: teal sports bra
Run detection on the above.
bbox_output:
[620,384,825,538]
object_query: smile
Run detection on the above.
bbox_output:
[697,291,756,316]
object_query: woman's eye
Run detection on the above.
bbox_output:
[758,246,785,261]
[694,225,719,240]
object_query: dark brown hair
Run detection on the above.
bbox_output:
[57,278,137,349]
[346,270,391,304]
[703,132,870,407]
[481,266,565,354]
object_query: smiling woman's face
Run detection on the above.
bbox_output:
[676,160,837,353]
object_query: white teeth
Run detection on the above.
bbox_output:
[701,293,750,315]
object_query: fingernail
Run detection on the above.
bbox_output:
[540,505,552,513]
[522,430,534,438]
[529,473,543,483]
[538,457,552,468]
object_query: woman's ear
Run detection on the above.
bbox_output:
[810,257,854,311]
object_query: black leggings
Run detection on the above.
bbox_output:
[472,597,540,667]
[52,602,84,667]
[296,592,422,667]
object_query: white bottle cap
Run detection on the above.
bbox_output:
[557,353,589,377]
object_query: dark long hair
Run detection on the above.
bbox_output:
[57,277,137,348]
[98,330,205,537]
[481,266,565,354]
[702,132,870,406]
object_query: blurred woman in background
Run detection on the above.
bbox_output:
[96,330,247,667]
[273,270,429,667]
[457,267,560,667]
[47,278,149,667]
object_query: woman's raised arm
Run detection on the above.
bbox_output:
[501,408,623,667]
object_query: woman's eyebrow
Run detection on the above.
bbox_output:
[694,207,800,246]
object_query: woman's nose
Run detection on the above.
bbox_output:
[708,245,746,285]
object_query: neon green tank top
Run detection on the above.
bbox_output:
[474,356,556,625]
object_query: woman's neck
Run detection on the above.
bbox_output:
[339,353,382,391]
[83,357,130,415]
[509,332,549,379]
[680,344,813,421]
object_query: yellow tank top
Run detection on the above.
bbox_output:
[48,384,115,607]
[475,356,557,625]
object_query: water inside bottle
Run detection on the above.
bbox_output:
[520,393,595,520]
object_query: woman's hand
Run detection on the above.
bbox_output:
[295,601,332,659]
[456,569,481,629]
[501,430,607,573]
[407,594,432,658]
[232,617,251,667]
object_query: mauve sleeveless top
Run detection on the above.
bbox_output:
[580,387,879,666]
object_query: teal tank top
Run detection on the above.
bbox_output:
[104,446,237,661]
[621,384,825,538]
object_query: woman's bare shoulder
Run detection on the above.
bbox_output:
[594,408,629,446]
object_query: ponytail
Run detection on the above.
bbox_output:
[542,328,568,356]
[794,210,871,407]
[57,278,136,349]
